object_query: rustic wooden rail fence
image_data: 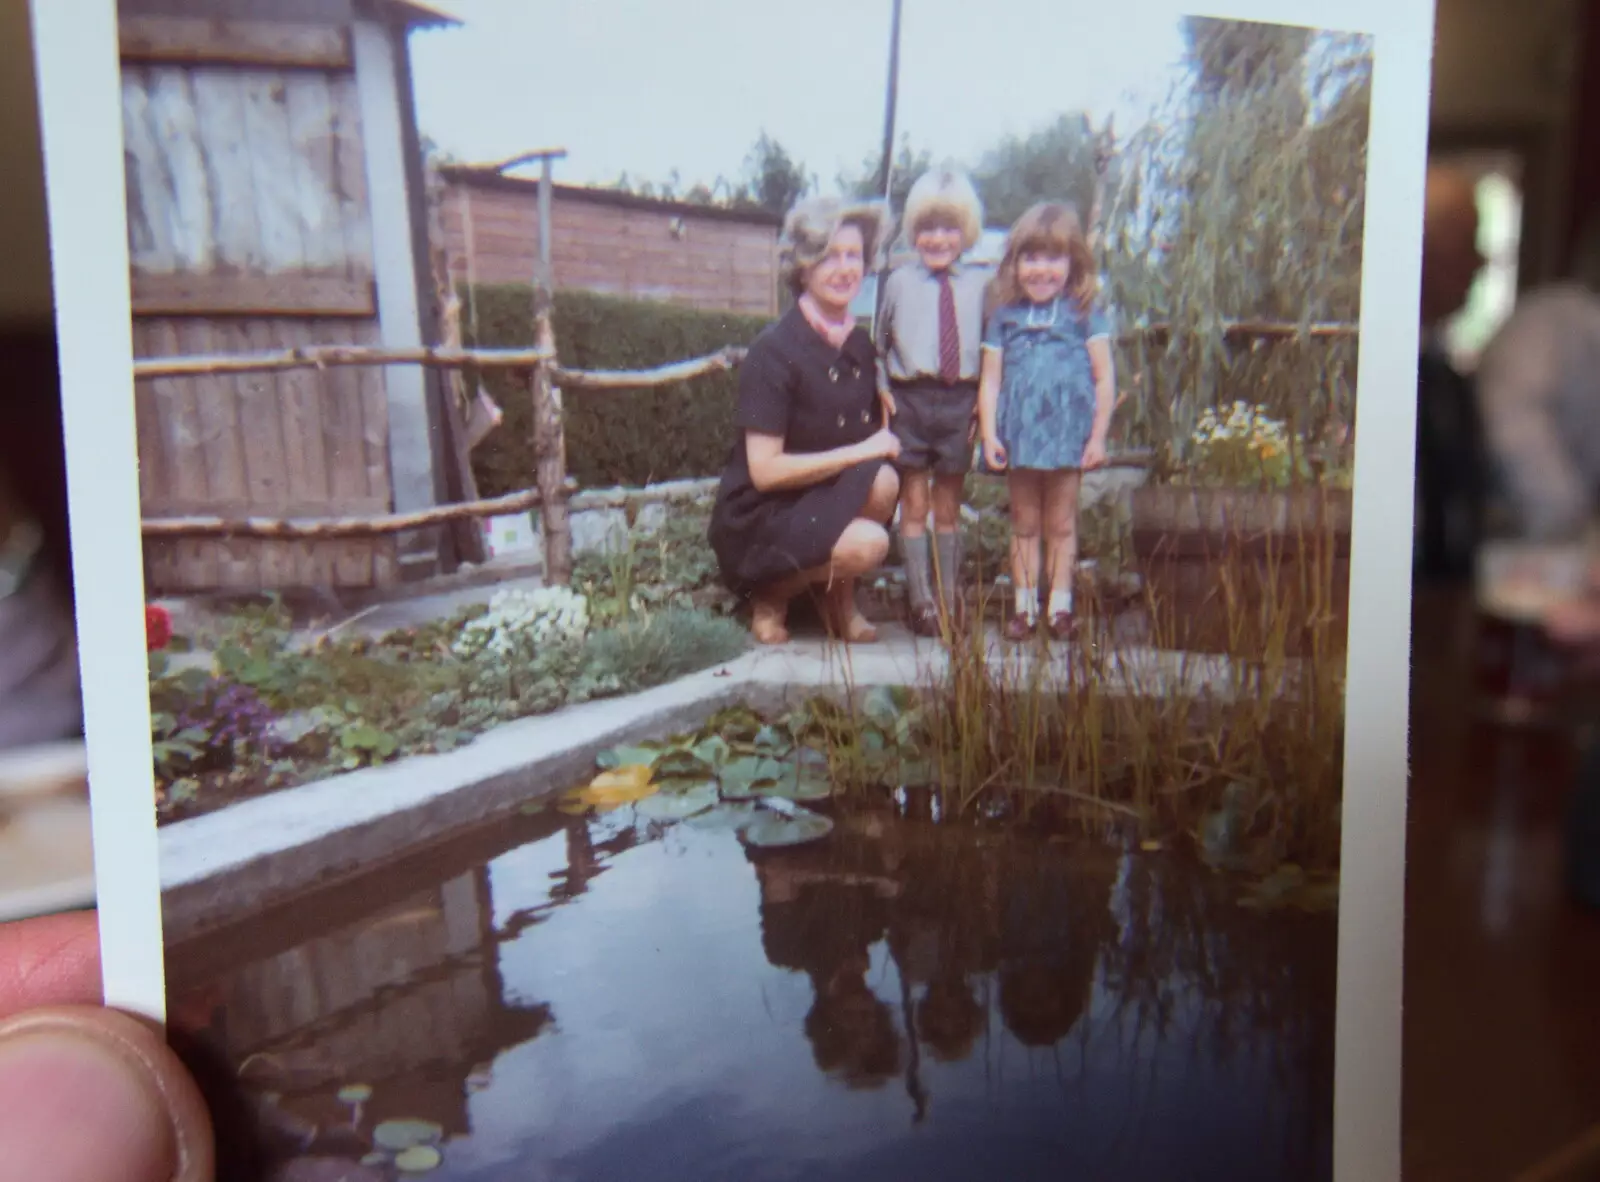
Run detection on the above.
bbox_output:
[132,318,1353,586]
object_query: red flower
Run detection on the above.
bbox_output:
[145,604,172,652]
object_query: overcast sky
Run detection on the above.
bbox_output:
[407,0,1192,193]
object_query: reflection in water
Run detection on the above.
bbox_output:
[168,799,1334,1181]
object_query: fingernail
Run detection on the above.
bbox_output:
[0,1021,178,1182]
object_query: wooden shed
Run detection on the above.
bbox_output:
[121,0,463,595]
[437,167,783,318]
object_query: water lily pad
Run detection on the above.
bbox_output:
[651,748,713,780]
[634,782,719,821]
[595,744,659,771]
[394,1145,443,1173]
[756,764,832,801]
[691,735,732,768]
[742,809,835,848]
[336,1084,372,1103]
[717,755,790,800]
[360,1153,391,1168]
[684,801,758,833]
[372,1119,443,1152]
[862,685,903,730]
[701,704,766,742]
[752,724,792,755]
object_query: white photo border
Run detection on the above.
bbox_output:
[31,1,1432,1178]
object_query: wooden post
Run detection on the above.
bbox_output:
[515,148,572,584]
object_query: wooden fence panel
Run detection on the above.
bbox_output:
[123,53,398,593]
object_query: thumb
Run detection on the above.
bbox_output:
[0,1006,214,1182]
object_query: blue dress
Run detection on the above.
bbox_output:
[982,296,1111,471]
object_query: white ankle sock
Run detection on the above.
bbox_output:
[1048,589,1072,616]
[1018,587,1038,622]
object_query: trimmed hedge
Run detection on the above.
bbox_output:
[462,286,774,494]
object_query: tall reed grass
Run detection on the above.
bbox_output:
[815,482,1349,875]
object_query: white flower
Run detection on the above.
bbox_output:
[452,585,590,659]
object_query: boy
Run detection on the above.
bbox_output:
[875,168,990,636]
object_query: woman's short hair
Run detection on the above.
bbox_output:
[902,166,984,252]
[779,197,893,297]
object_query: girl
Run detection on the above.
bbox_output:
[977,203,1115,642]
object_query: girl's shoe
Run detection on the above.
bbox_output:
[1047,612,1077,641]
[1003,613,1035,642]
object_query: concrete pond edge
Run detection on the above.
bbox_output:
[157,635,1289,943]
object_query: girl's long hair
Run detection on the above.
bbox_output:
[985,202,1098,318]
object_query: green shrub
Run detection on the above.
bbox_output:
[582,608,749,690]
[461,286,773,493]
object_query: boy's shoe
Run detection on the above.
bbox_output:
[909,604,942,637]
[1047,612,1077,641]
[1003,613,1035,642]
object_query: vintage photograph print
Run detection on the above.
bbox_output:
[41,0,1426,1176]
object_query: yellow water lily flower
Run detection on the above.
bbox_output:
[559,764,660,813]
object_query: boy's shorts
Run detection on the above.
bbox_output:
[890,379,978,475]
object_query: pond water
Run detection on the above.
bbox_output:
[168,798,1335,1182]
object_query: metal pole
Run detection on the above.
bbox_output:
[877,0,903,201]
[537,155,555,292]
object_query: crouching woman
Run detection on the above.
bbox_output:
[708,196,902,645]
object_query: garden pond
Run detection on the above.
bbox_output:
[167,703,1337,1182]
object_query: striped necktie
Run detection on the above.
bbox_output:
[938,271,960,384]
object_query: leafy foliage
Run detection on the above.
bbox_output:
[1100,25,1370,464]
[607,131,813,216]
[463,287,770,492]
[572,504,735,624]
[971,114,1110,231]
[148,591,748,822]
[582,608,748,689]
[837,134,934,212]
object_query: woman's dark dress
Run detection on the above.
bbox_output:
[709,306,885,597]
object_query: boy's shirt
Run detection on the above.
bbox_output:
[874,258,994,391]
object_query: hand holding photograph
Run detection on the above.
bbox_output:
[29,0,1433,1178]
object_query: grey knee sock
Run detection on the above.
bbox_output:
[903,533,934,610]
[935,532,961,613]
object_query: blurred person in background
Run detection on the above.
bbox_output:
[1473,212,1600,547]
[1415,162,1489,584]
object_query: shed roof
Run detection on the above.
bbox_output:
[377,0,459,27]
[439,165,785,229]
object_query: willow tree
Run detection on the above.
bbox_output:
[1098,19,1373,463]
[971,113,1114,230]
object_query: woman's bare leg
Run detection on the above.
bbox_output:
[750,465,898,645]
[822,518,891,642]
